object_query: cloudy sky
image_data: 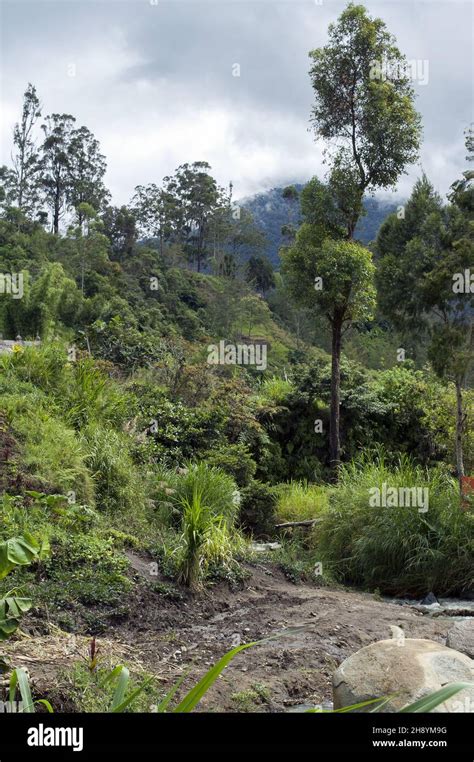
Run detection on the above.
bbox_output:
[0,0,472,205]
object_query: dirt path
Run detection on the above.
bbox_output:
[114,556,452,712]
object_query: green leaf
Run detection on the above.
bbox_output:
[156,670,189,713]
[9,667,35,713]
[399,683,472,713]
[0,594,32,640]
[173,640,260,713]
[109,666,130,711]
[4,596,32,617]
[35,699,54,713]
[100,664,125,688]
[0,536,40,579]
[0,616,20,641]
[111,676,153,713]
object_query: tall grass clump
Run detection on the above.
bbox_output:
[316,453,473,597]
[275,481,329,524]
[0,343,68,395]
[155,462,239,528]
[82,424,147,517]
[177,487,233,589]
[63,358,129,430]
[1,393,94,504]
[0,345,129,430]
[257,376,294,404]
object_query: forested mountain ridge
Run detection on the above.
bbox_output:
[240,186,401,265]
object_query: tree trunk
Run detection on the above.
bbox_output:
[455,376,465,496]
[53,183,60,235]
[329,315,343,473]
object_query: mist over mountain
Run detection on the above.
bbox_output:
[240,185,402,266]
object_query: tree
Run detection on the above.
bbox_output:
[309,3,421,238]
[101,204,137,260]
[66,203,110,295]
[171,162,221,272]
[237,293,272,339]
[7,84,42,218]
[67,126,110,224]
[282,1,420,472]
[282,225,376,469]
[225,207,266,265]
[131,182,178,256]
[375,174,443,332]
[377,149,473,491]
[40,113,76,234]
[425,151,473,490]
[245,255,275,295]
[300,176,346,239]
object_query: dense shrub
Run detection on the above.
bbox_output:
[239,480,277,538]
[204,443,257,487]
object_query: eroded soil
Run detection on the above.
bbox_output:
[7,554,454,712]
[111,555,452,711]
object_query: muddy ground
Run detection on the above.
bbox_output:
[103,553,452,711]
[7,553,455,712]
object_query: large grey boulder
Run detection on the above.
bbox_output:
[446,620,474,659]
[333,638,474,712]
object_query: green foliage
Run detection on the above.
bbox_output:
[239,479,277,538]
[176,487,233,590]
[275,482,329,523]
[316,454,474,596]
[283,229,376,324]
[82,424,147,516]
[155,462,239,528]
[0,534,41,642]
[136,389,222,464]
[204,442,256,488]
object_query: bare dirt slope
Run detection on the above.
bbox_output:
[5,557,455,712]
[112,558,452,712]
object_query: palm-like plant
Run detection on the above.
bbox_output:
[177,487,228,589]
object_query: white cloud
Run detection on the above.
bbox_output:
[0,0,471,206]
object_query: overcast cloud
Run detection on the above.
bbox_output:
[0,0,472,204]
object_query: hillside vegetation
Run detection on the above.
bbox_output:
[0,1,472,715]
